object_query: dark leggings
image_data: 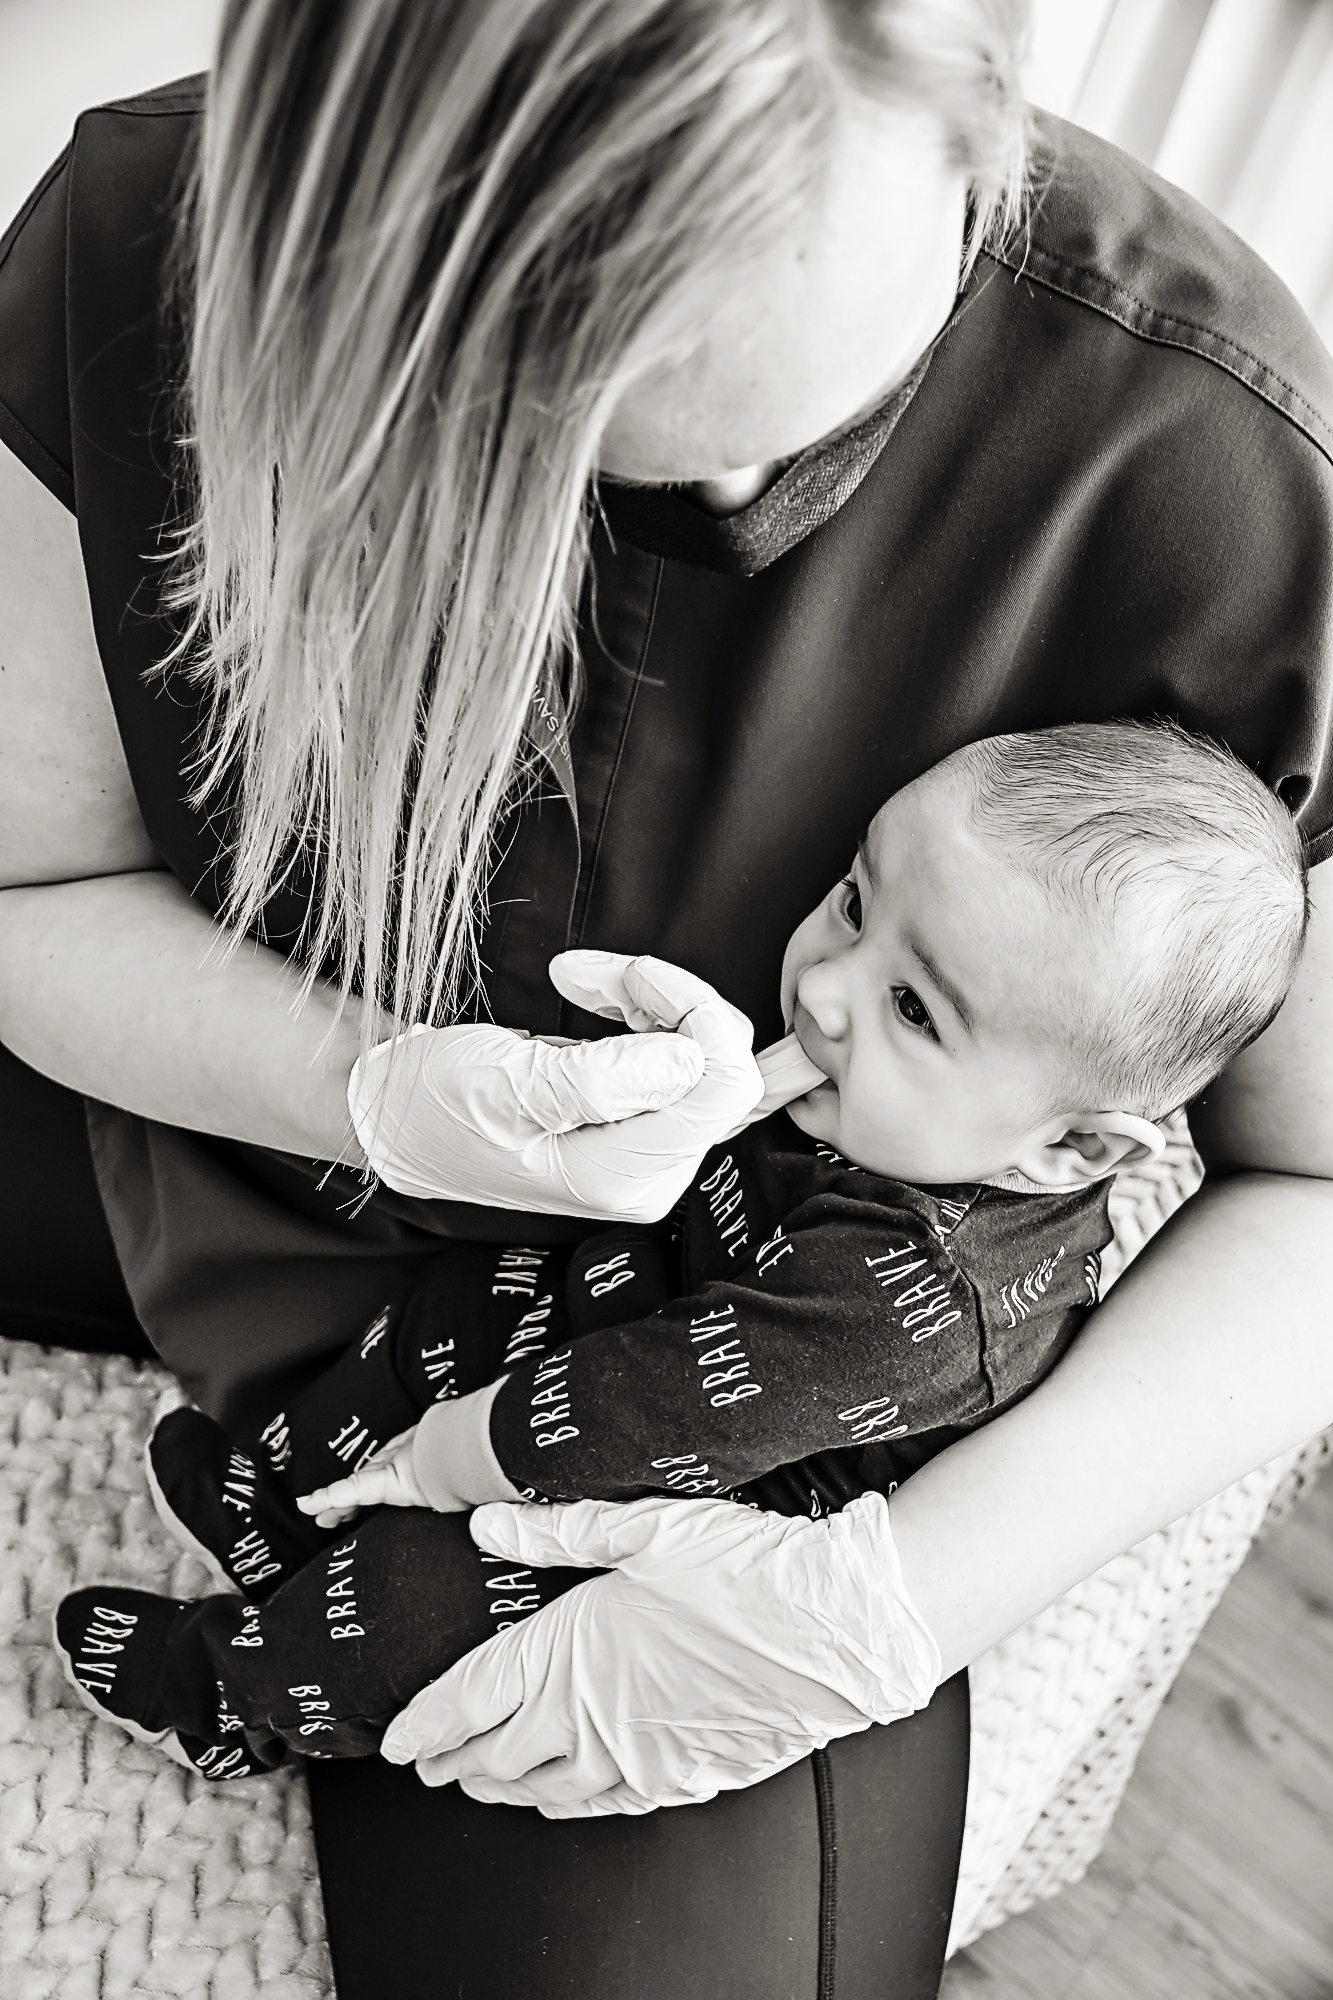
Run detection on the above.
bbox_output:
[311,1679,971,2000]
[7,1042,970,1999]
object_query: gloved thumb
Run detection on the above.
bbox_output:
[518,1032,705,1133]
[470,1496,681,1571]
[470,1494,767,1573]
[618,956,755,1057]
[379,1627,527,1766]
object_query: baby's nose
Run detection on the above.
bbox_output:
[795,959,852,1040]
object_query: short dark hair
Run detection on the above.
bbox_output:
[952,720,1310,1118]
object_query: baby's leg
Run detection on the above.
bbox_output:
[246,1241,573,1495]
[149,1242,571,1597]
[56,1506,592,1776]
[218,1506,591,1759]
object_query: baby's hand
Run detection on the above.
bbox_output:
[297,1427,428,1527]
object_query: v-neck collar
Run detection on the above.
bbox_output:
[595,311,952,576]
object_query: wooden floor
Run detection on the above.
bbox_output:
[941,1465,1333,2000]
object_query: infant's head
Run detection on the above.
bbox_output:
[782,721,1309,1187]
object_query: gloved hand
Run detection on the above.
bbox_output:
[347,952,765,1224]
[379,1491,941,1816]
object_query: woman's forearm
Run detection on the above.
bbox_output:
[891,1169,1333,1680]
[0,870,369,1161]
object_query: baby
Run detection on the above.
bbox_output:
[53,721,1308,1781]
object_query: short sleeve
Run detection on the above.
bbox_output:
[0,147,75,509]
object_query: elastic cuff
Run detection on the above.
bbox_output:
[412,1379,525,1510]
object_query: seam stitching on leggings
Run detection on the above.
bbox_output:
[813,1747,837,2000]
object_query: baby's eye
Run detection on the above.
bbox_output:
[893,987,939,1041]
[839,877,863,931]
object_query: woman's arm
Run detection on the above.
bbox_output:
[892,1166,1333,1676]
[0,444,369,1159]
[0,871,371,1159]
[0,448,751,1189]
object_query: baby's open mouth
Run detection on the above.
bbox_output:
[755,1029,828,1114]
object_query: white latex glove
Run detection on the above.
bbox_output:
[348,952,765,1224]
[379,1492,941,1817]
[296,1428,427,1528]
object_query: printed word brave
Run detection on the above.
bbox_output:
[527,1348,578,1448]
[689,1303,762,1407]
[864,1245,961,1342]
[698,1155,750,1259]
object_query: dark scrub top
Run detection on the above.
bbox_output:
[3,81,1331,1439]
[4,78,1332,2000]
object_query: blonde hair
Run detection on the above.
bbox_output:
[167,0,1032,1049]
[954,721,1310,1119]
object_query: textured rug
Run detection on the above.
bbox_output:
[3,1122,1326,1996]
[0,1353,330,1999]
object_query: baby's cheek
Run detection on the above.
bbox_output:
[784,1091,833,1143]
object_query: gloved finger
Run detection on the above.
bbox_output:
[471,1493,757,1573]
[471,1495,679,1571]
[378,1623,531,1764]
[547,950,660,1029]
[415,1703,578,1788]
[457,1738,625,1809]
[616,961,762,1123]
[366,1427,419,1462]
[412,1750,463,1788]
[554,951,755,1061]
[519,1033,706,1133]
[313,1504,360,1529]
[538,1782,666,1818]
[618,956,753,1052]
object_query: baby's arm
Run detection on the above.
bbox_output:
[401,1205,1007,1512]
[299,1386,518,1525]
[302,1189,1104,1520]
[296,1203,975,1522]
[299,1428,432,1526]
[480,1209,988,1501]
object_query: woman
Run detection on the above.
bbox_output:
[1,2,1331,1995]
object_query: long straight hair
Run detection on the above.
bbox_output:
[166,0,1031,1048]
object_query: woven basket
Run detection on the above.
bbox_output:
[2,1126,1326,1996]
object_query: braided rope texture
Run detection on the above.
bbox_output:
[1,1118,1325,1993]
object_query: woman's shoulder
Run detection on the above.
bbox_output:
[0,76,203,513]
[986,111,1333,467]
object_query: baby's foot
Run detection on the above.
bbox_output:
[52,1584,260,1782]
[145,1406,329,1600]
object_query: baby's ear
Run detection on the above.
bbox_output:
[1013,1110,1167,1189]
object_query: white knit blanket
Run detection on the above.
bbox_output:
[2,1126,1321,1996]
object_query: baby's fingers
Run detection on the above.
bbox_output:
[297,1467,387,1517]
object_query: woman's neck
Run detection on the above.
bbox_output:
[685,463,784,517]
